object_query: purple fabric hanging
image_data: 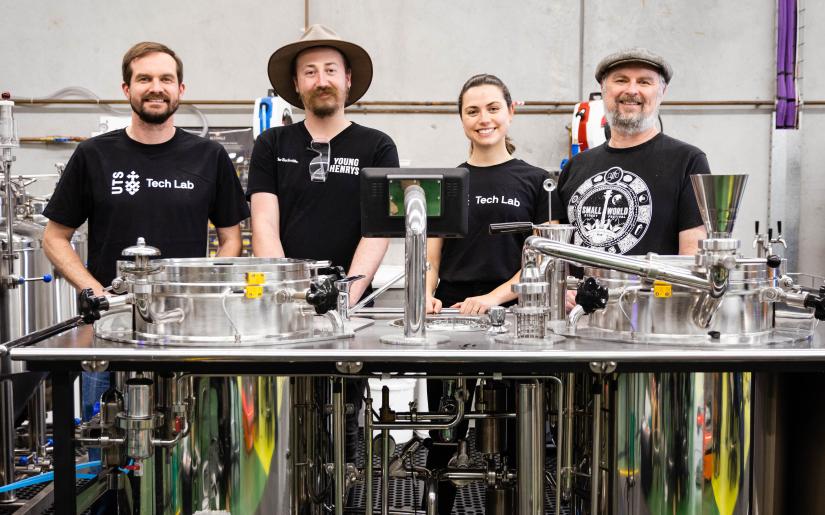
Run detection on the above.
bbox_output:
[776,0,798,129]
[776,0,787,126]
[784,0,797,127]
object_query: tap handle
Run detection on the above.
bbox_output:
[489,222,534,235]
[768,228,773,240]
[334,274,365,289]
[776,220,782,235]
[754,220,760,234]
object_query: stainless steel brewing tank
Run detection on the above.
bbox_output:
[1,222,87,346]
[612,371,751,515]
[129,257,316,343]
[582,255,775,338]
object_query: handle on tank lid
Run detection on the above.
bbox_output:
[488,222,535,235]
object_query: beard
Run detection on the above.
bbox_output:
[130,93,179,124]
[300,84,347,118]
[605,94,659,135]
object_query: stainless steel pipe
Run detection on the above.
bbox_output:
[333,379,346,515]
[525,236,712,292]
[403,185,427,339]
[27,381,46,456]
[517,380,545,515]
[0,378,16,502]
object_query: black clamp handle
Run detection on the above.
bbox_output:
[804,286,825,321]
[576,277,609,314]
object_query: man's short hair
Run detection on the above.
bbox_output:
[290,45,351,78]
[122,42,183,84]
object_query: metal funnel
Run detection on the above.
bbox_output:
[690,174,748,238]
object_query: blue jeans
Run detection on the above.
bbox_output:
[81,372,110,460]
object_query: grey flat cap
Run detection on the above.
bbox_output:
[595,47,673,84]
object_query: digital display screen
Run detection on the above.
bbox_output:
[388,178,443,217]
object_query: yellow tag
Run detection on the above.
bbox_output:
[245,285,263,299]
[245,272,265,285]
[653,280,672,298]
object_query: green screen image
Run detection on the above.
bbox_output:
[388,178,443,217]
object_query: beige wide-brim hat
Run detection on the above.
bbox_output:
[267,24,373,109]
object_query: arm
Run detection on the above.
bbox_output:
[215,224,243,257]
[678,225,706,255]
[346,237,389,305]
[43,220,105,296]
[452,269,519,315]
[426,238,443,313]
[250,192,285,258]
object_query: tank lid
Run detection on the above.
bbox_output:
[121,237,161,258]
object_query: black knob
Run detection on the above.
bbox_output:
[575,277,609,314]
[766,255,782,269]
[804,290,825,321]
[78,288,108,324]
[306,276,338,315]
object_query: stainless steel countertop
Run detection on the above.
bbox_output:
[9,314,825,366]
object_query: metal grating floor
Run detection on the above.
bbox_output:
[349,429,567,514]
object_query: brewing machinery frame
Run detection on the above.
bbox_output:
[6,317,824,515]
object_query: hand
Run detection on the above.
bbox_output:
[565,290,577,313]
[452,294,500,315]
[426,295,442,314]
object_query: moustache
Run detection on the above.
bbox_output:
[309,86,338,99]
[141,94,170,102]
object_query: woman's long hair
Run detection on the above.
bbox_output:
[458,73,516,155]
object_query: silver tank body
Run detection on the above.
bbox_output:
[105,257,332,513]
[612,372,751,515]
[576,256,754,514]
[122,375,331,514]
[131,257,315,343]
[583,255,776,337]
[0,220,87,349]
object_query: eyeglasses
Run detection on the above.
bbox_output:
[308,139,330,182]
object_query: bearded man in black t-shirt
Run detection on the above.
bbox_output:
[43,41,249,294]
[248,25,398,304]
[553,48,709,256]
[247,25,398,466]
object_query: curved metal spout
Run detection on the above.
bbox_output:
[525,237,713,292]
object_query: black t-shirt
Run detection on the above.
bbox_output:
[246,121,399,271]
[552,133,709,255]
[439,159,549,284]
[44,128,250,285]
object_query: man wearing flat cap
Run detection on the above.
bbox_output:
[553,48,708,255]
[247,24,399,463]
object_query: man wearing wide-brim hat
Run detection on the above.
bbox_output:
[246,24,399,462]
[552,47,709,259]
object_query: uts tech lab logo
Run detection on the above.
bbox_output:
[568,167,652,253]
[111,171,141,196]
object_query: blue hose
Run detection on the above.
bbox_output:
[0,460,102,493]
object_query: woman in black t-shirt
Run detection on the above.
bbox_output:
[423,74,548,514]
[425,74,549,315]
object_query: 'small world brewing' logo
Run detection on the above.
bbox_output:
[568,167,652,253]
